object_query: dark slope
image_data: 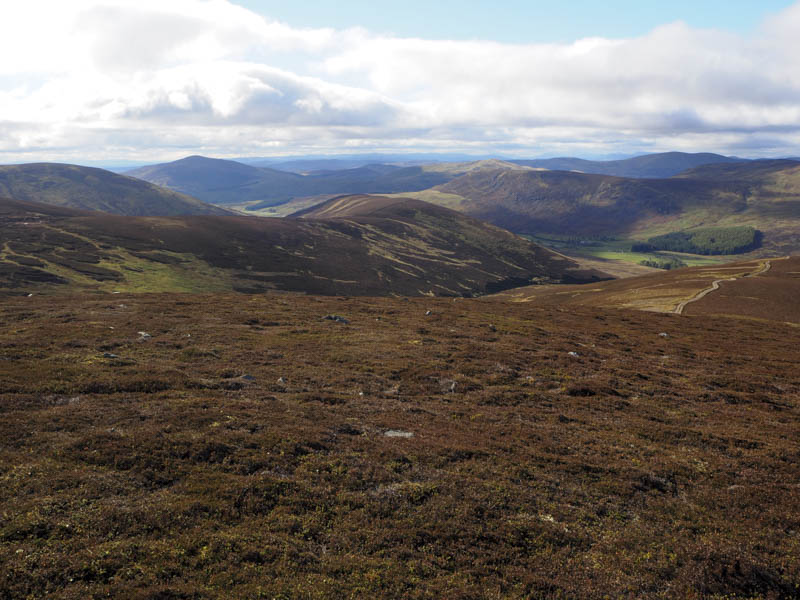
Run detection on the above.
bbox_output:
[436,161,800,253]
[512,151,744,178]
[128,156,454,206]
[127,156,305,205]
[0,163,231,216]
[675,158,800,181]
[0,196,607,296]
[438,169,724,235]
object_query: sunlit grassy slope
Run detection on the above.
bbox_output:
[0,196,607,297]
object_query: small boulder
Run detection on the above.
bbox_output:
[322,315,349,324]
[384,430,414,438]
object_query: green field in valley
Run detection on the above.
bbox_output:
[525,235,728,269]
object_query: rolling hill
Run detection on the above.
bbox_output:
[491,254,800,325]
[511,151,745,178]
[0,163,230,216]
[128,156,457,207]
[0,195,607,296]
[433,160,800,254]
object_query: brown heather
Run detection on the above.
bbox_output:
[1,288,799,599]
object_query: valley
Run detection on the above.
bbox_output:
[5,2,800,597]
[122,153,800,270]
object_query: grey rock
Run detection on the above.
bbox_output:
[384,430,414,438]
[322,315,349,324]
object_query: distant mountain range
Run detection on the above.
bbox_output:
[0,163,230,216]
[127,156,458,206]
[510,152,745,178]
[125,152,758,208]
[236,151,747,178]
[0,195,607,296]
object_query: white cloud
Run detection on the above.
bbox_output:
[2,0,800,161]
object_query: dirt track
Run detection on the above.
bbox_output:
[673,259,776,315]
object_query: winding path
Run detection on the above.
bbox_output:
[673,259,776,315]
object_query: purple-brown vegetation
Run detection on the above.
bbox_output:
[1,291,798,598]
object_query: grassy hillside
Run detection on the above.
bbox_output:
[438,169,724,235]
[512,151,744,178]
[1,290,799,598]
[434,160,800,255]
[0,196,606,297]
[492,255,800,321]
[0,163,230,216]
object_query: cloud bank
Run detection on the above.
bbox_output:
[2,0,800,161]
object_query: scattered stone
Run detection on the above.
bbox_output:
[384,430,414,438]
[568,351,580,358]
[102,352,118,359]
[488,324,497,332]
[335,423,362,436]
[138,331,151,340]
[659,332,669,338]
[277,377,287,385]
[322,314,349,324]
[240,374,256,381]
[425,310,432,316]
[27,293,33,297]
[449,381,457,393]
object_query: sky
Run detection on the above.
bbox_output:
[1,0,799,163]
